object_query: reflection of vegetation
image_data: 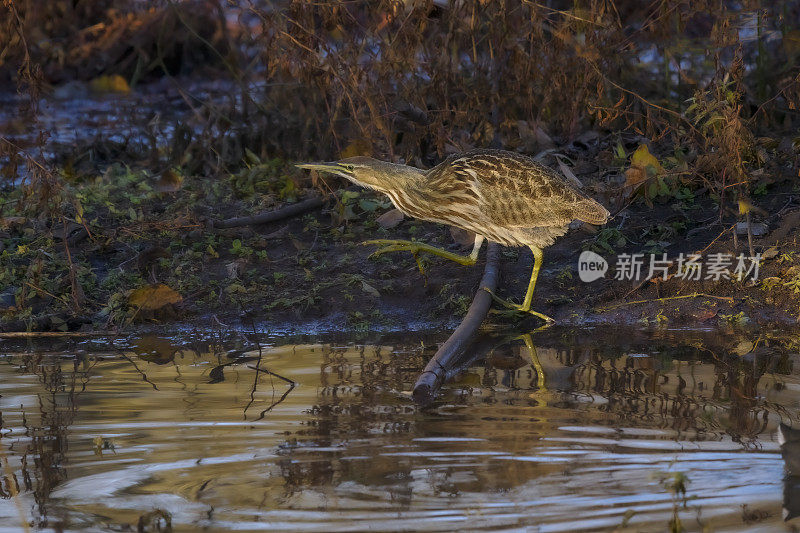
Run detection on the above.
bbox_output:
[0,331,306,528]
[562,332,799,443]
[6,351,83,527]
[137,509,172,532]
[245,335,297,421]
[275,328,800,484]
[653,471,693,533]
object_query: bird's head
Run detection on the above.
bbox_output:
[296,157,420,193]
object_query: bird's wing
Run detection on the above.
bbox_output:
[438,150,608,228]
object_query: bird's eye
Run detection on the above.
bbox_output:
[344,164,355,172]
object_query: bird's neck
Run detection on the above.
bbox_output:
[372,163,426,194]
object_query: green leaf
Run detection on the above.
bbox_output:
[614,141,626,160]
[278,179,296,201]
[341,190,360,203]
[244,148,261,166]
[358,199,379,212]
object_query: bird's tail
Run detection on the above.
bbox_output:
[575,199,610,225]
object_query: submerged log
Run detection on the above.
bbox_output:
[412,242,501,405]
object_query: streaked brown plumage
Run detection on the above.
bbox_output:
[298,149,609,322]
[416,149,607,247]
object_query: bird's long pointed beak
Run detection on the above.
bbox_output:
[295,162,341,172]
[296,162,355,180]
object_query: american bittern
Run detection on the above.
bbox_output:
[298,149,609,322]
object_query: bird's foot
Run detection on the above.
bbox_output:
[364,239,424,257]
[363,239,477,266]
[483,288,555,324]
[364,239,428,276]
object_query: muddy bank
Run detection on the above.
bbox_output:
[2,111,800,333]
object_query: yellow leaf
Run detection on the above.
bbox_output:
[630,144,663,175]
[128,284,182,311]
[89,74,130,94]
[738,199,752,215]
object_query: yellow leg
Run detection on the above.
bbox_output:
[521,246,543,312]
[520,333,547,392]
[486,245,554,323]
[364,235,484,266]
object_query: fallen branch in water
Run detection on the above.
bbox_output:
[247,365,296,386]
[211,195,327,229]
[247,364,296,421]
[412,242,501,406]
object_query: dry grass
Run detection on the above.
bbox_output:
[1,1,799,203]
[241,1,799,164]
[0,1,232,84]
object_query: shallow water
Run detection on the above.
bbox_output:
[0,326,799,532]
